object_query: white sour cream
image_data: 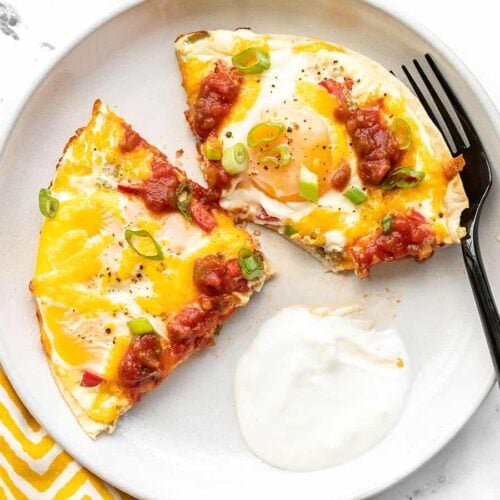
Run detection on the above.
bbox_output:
[234,305,410,471]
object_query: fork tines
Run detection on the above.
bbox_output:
[399,54,475,154]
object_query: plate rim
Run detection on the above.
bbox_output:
[0,0,498,498]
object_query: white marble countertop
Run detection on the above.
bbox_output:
[1,0,499,498]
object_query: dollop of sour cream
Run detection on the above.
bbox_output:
[234,305,410,472]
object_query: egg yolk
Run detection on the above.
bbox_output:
[248,108,337,202]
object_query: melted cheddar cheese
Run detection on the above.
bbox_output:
[32,101,259,433]
[176,30,467,269]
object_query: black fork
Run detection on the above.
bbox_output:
[400,55,500,378]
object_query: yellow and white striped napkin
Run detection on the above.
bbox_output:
[0,369,128,499]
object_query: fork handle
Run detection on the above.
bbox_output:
[461,231,500,378]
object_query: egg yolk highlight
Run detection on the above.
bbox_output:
[248,108,337,202]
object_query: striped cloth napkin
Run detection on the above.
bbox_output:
[0,368,128,499]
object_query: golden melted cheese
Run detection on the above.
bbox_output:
[175,30,465,263]
[32,101,257,427]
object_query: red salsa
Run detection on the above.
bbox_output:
[336,101,402,185]
[320,78,402,186]
[81,371,104,388]
[204,159,233,191]
[349,211,436,277]
[118,154,218,233]
[330,161,352,191]
[167,305,218,359]
[119,124,145,153]
[168,253,248,359]
[117,333,163,397]
[192,60,242,140]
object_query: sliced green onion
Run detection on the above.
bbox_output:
[258,145,291,167]
[204,138,222,161]
[125,229,164,260]
[237,247,264,280]
[381,167,425,191]
[284,225,298,237]
[382,214,394,234]
[299,166,319,204]
[127,317,155,335]
[176,182,193,220]
[222,143,248,174]
[232,48,271,75]
[391,117,412,150]
[38,188,59,218]
[343,186,368,205]
[247,121,284,147]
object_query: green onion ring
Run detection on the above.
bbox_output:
[222,143,249,174]
[125,229,164,261]
[237,247,264,280]
[176,182,193,220]
[258,145,291,167]
[390,117,412,150]
[382,214,394,234]
[247,121,284,148]
[204,138,222,161]
[343,186,368,205]
[127,317,155,335]
[232,47,271,75]
[381,167,425,191]
[299,166,319,204]
[38,188,59,218]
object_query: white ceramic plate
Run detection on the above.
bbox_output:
[0,1,499,498]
